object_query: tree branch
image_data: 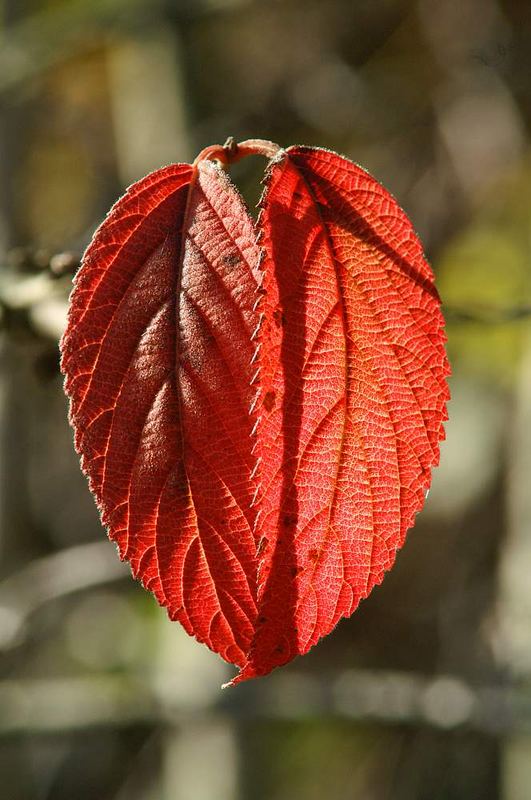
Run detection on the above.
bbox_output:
[0,541,129,650]
[0,668,523,736]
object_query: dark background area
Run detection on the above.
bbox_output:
[1,0,531,798]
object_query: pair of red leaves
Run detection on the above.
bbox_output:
[60,139,449,685]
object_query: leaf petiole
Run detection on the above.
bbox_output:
[194,138,282,167]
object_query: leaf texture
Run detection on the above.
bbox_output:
[61,160,262,666]
[61,141,450,684]
[231,146,450,682]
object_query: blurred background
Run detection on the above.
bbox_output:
[1,0,531,797]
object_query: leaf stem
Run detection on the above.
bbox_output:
[194,138,282,167]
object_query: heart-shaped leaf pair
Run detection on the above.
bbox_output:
[60,139,450,685]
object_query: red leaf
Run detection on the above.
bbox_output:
[231,146,450,682]
[61,159,262,666]
[61,140,450,685]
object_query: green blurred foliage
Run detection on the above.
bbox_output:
[438,160,531,386]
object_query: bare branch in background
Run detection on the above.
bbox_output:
[0,541,129,650]
[1,250,530,342]
[0,668,522,737]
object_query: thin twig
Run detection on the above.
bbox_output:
[0,668,524,736]
[2,251,530,339]
[0,541,129,650]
